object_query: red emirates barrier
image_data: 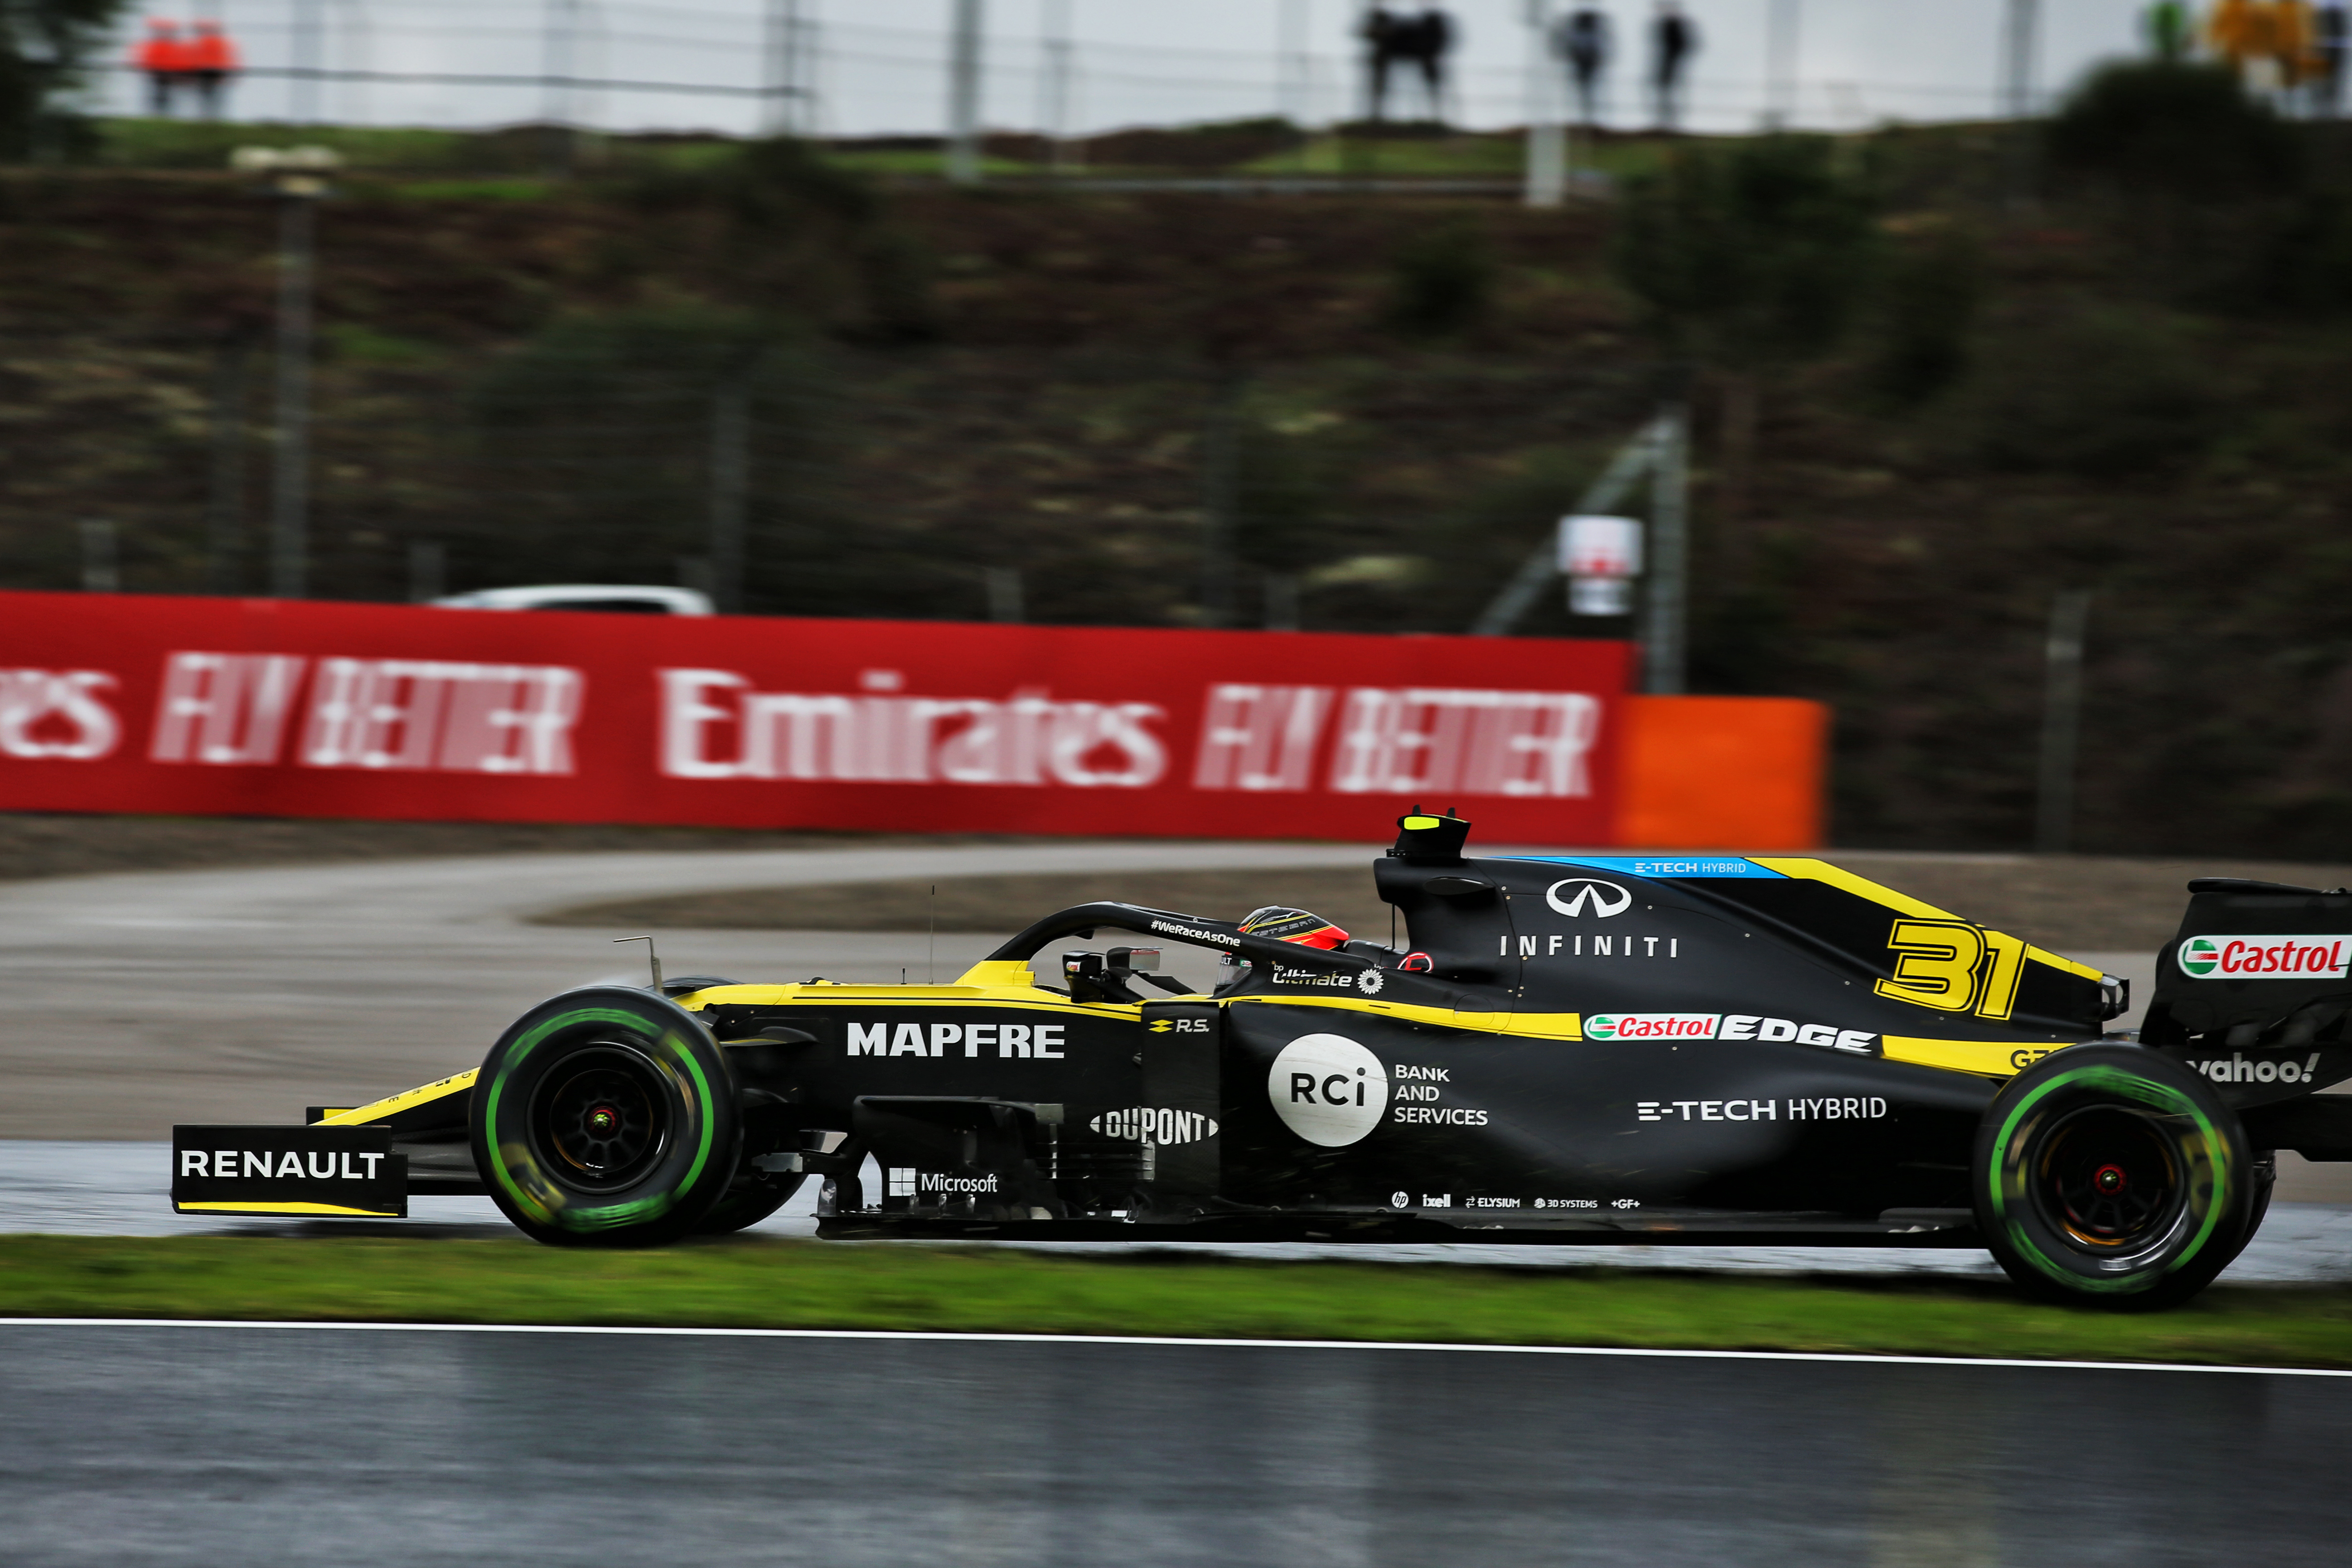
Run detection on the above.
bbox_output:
[0,591,1635,842]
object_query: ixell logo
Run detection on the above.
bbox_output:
[2177,935,2352,980]
[1545,878,1631,919]
[1268,1034,1388,1146]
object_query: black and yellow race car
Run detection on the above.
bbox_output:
[174,812,2352,1308]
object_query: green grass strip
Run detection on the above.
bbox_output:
[5,1235,2352,1368]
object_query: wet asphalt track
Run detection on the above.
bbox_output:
[3,1322,2348,1568]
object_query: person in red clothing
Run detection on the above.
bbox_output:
[185,20,240,120]
[133,20,192,117]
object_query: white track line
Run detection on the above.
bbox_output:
[3,1318,2347,1378]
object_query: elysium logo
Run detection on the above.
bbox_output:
[1546,878,1632,919]
[1356,967,1384,995]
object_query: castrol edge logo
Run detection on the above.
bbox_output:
[2177,935,2352,980]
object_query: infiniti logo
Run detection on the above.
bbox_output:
[1545,878,1632,918]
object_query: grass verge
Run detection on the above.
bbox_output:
[3,1236,2349,1368]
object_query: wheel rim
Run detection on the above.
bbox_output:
[2031,1104,2185,1254]
[529,1044,672,1192]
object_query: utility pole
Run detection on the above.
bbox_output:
[290,0,324,122]
[764,0,806,135]
[206,336,250,596]
[1641,407,1688,694]
[543,0,581,173]
[1279,0,1310,123]
[708,378,750,615]
[1039,0,1074,173]
[231,147,340,601]
[1524,0,1567,207]
[1765,0,1802,127]
[2000,0,2040,118]
[2035,589,2092,854]
[947,0,984,186]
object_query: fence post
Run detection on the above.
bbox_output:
[207,336,250,596]
[2035,588,2092,854]
[708,380,750,615]
[269,191,317,600]
[1642,406,1688,694]
[1198,377,1243,629]
[79,519,118,593]
[985,566,1025,623]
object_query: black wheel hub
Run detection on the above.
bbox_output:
[2034,1105,2184,1252]
[532,1046,671,1191]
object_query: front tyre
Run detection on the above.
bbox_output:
[471,987,741,1248]
[1972,1045,2251,1310]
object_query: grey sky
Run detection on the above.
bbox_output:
[103,1,2161,138]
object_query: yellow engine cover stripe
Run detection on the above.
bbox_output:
[1227,995,1584,1041]
[1882,1036,2082,1078]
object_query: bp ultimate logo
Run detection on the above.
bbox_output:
[2177,935,2352,980]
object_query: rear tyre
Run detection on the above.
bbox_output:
[1973,1045,2252,1310]
[693,1173,804,1235]
[471,986,741,1248]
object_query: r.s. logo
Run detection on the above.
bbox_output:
[1545,878,1631,919]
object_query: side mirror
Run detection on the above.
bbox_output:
[1105,946,1161,974]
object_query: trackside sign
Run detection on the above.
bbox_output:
[0,590,1632,841]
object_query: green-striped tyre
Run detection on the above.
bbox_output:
[1972,1045,2252,1310]
[470,987,741,1247]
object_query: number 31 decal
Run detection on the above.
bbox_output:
[1874,919,2026,1021]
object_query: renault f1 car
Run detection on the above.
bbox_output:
[172,812,2352,1308]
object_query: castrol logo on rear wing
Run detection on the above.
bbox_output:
[2177,936,2352,980]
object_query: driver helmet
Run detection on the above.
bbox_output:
[1239,905,1350,950]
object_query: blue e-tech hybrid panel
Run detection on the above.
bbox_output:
[1505,857,1788,880]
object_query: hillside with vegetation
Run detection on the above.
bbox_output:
[7,70,2352,858]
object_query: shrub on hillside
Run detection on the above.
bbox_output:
[2046,61,2302,202]
[1384,221,1494,334]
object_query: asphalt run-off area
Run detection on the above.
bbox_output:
[3,1322,2348,1568]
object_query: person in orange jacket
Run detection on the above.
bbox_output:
[132,19,191,117]
[184,20,240,120]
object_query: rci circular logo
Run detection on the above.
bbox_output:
[1545,878,1632,919]
[1356,967,1385,995]
[2179,937,2220,977]
[1268,1034,1389,1147]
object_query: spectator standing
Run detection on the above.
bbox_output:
[1361,4,1402,120]
[1558,5,1612,126]
[1413,6,1456,122]
[185,20,239,121]
[133,19,190,117]
[2146,1,2195,59]
[2319,2,2349,113]
[1651,1,1697,131]
[2210,0,2283,94]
